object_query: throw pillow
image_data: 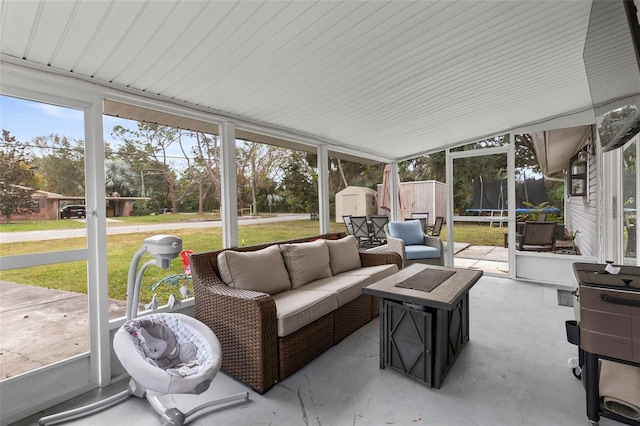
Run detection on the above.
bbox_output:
[217,245,291,295]
[325,235,362,275]
[388,220,424,246]
[280,239,332,288]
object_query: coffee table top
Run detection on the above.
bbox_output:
[362,263,483,310]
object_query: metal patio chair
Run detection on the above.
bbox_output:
[342,215,354,235]
[369,215,389,245]
[350,216,372,247]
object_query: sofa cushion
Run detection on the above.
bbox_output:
[298,275,373,307]
[325,235,362,275]
[217,245,291,294]
[271,289,338,337]
[337,264,399,282]
[405,245,441,260]
[388,220,424,246]
[280,240,332,289]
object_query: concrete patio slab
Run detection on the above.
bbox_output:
[0,281,127,379]
[455,245,494,259]
[483,246,509,262]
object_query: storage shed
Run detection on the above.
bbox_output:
[335,186,378,222]
[377,180,446,222]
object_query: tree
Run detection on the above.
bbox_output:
[279,152,317,213]
[188,132,220,214]
[112,123,195,213]
[31,134,85,196]
[0,130,36,222]
[237,142,289,215]
[105,159,138,196]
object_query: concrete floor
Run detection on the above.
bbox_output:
[13,275,617,426]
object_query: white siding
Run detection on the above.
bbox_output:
[565,146,598,258]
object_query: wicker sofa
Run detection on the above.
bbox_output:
[189,232,401,394]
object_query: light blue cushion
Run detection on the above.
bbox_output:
[405,245,441,260]
[388,220,424,246]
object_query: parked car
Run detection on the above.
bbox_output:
[59,205,86,219]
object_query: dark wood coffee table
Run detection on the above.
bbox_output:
[362,263,482,388]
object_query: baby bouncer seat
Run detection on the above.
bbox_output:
[39,235,248,426]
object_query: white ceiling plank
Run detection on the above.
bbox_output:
[25,1,79,66]
[92,1,178,82]
[48,1,112,71]
[72,1,147,77]
[0,1,41,58]
[111,1,212,87]
[185,1,344,107]
[155,1,274,100]
[139,1,238,94]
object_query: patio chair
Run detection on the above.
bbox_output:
[369,215,389,245]
[517,221,557,252]
[410,212,429,232]
[428,216,444,237]
[342,215,354,235]
[385,220,443,267]
[350,216,372,247]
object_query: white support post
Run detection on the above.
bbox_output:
[220,121,238,248]
[85,98,110,386]
[445,149,454,267]
[507,133,516,278]
[317,145,330,234]
[389,162,399,221]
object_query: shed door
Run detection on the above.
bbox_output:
[344,194,358,216]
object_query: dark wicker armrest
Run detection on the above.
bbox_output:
[359,251,402,270]
[190,253,279,394]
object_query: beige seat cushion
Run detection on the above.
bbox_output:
[337,264,398,282]
[217,245,291,295]
[280,240,332,289]
[272,289,338,337]
[325,235,362,275]
[299,275,373,307]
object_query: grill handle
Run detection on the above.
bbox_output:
[600,294,640,307]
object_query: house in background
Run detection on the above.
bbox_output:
[7,186,147,221]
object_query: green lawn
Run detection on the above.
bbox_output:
[0,217,507,304]
[0,220,345,304]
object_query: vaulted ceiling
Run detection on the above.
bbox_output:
[0,1,605,161]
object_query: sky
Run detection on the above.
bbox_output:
[0,94,129,147]
[0,94,195,168]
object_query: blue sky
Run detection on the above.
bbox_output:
[0,95,201,171]
[0,94,131,146]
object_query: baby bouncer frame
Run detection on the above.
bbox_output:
[39,235,248,426]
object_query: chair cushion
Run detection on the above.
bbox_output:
[325,235,362,275]
[217,245,291,295]
[405,245,441,260]
[280,239,332,289]
[272,289,338,337]
[388,220,424,245]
